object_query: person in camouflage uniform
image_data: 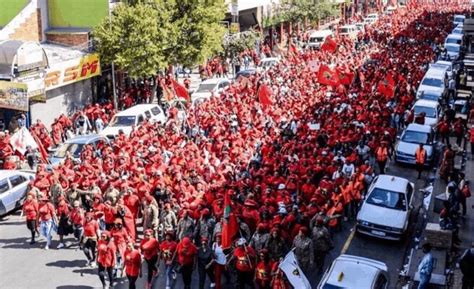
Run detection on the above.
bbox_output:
[292,227,314,274]
[312,216,332,274]
[250,224,270,254]
[177,210,195,240]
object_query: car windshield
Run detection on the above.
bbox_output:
[421,77,443,87]
[419,92,439,101]
[339,28,352,33]
[414,105,437,118]
[446,45,460,52]
[432,63,451,71]
[261,61,276,68]
[54,143,84,158]
[455,16,464,23]
[322,285,344,289]
[109,115,136,127]
[366,187,407,211]
[196,83,216,93]
[310,37,324,42]
[401,130,430,144]
[453,29,463,34]
[446,38,461,44]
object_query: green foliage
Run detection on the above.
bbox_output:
[162,0,227,66]
[93,2,171,78]
[223,30,260,57]
[93,0,226,76]
[277,0,340,24]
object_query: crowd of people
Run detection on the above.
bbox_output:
[8,2,473,289]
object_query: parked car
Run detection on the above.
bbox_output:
[318,254,389,289]
[445,34,463,46]
[49,134,110,166]
[453,14,465,26]
[412,99,443,127]
[356,175,415,240]
[258,57,280,70]
[417,90,443,102]
[0,170,36,215]
[307,29,333,49]
[101,104,167,139]
[416,67,447,100]
[191,78,231,103]
[452,25,464,35]
[431,60,457,79]
[235,68,256,79]
[338,25,358,39]
[444,43,461,60]
[395,123,436,165]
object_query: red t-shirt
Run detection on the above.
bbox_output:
[38,202,55,222]
[177,243,197,266]
[22,200,38,220]
[140,238,160,260]
[124,249,142,277]
[234,246,255,272]
[70,208,84,225]
[97,240,117,267]
[83,220,99,237]
[160,240,177,265]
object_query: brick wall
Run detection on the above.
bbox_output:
[45,32,89,47]
[8,9,42,42]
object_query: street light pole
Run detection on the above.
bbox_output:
[109,0,118,109]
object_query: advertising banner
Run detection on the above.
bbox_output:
[44,53,101,91]
[0,81,28,111]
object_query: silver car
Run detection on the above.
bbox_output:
[318,254,389,289]
[356,175,414,241]
[49,134,109,166]
[395,123,435,166]
[0,170,35,215]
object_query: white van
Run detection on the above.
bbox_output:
[307,30,333,49]
[101,104,167,139]
[338,25,358,39]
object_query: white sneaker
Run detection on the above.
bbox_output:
[57,243,65,249]
[210,283,216,288]
[44,245,49,250]
[166,287,171,289]
[90,261,96,268]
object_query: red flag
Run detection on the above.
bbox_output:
[337,67,354,85]
[321,36,337,53]
[377,73,396,97]
[257,84,273,108]
[318,65,340,87]
[171,79,190,102]
[221,190,238,249]
[31,132,49,164]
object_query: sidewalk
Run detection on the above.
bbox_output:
[451,141,473,288]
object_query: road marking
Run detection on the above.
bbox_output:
[341,227,356,254]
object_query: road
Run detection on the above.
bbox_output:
[0,157,443,289]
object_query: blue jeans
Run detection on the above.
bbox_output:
[164,264,176,289]
[40,220,53,247]
[418,273,431,289]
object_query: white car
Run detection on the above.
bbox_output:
[318,254,389,289]
[258,57,280,71]
[453,14,465,26]
[412,99,442,127]
[430,60,456,79]
[395,123,435,166]
[356,175,414,240]
[0,170,36,215]
[101,104,166,139]
[191,78,230,104]
[445,43,461,60]
[445,34,463,46]
[416,69,447,105]
[307,30,333,49]
[338,25,358,39]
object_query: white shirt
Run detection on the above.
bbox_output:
[212,242,226,265]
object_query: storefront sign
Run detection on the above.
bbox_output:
[0,81,28,111]
[44,53,101,91]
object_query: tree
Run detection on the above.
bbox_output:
[278,0,340,24]
[93,2,172,78]
[223,30,260,58]
[160,0,227,67]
